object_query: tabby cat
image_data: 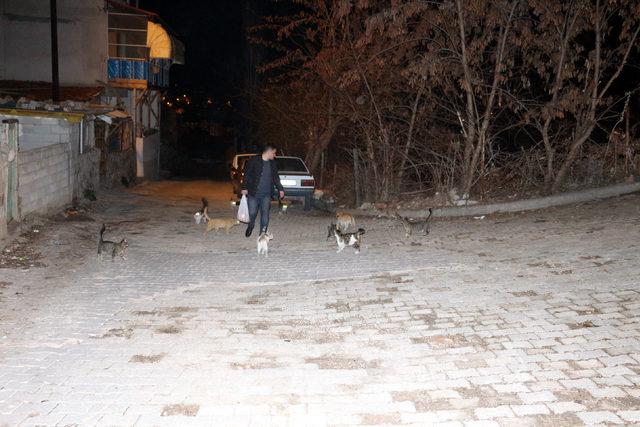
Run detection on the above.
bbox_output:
[98,224,128,260]
[395,208,433,237]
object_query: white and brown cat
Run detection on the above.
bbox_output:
[257,232,273,257]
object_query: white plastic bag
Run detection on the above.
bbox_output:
[237,195,250,223]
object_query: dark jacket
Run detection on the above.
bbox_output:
[241,156,284,197]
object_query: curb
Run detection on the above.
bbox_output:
[338,181,640,219]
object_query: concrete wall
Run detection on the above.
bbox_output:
[0,0,107,85]
[17,142,72,216]
[0,114,80,151]
[0,114,100,222]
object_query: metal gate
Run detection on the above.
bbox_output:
[2,119,18,222]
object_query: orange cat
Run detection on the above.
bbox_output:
[205,218,239,235]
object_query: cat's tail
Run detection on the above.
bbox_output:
[99,223,106,243]
[426,207,433,220]
[201,197,208,210]
[358,228,366,235]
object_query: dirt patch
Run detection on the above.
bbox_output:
[575,307,602,315]
[326,302,351,312]
[312,332,345,344]
[360,413,402,425]
[305,355,374,370]
[245,322,270,333]
[534,413,582,426]
[129,353,166,363]
[132,310,158,316]
[457,387,521,407]
[160,404,199,417]
[0,230,45,268]
[244,289,285,305]
[230,361,279,370]
[568,320,595,329]
[101,328,133,339]
[358,298,393,306]
[511,290,538,297]
[155,325,182,334]
[412,334,470,348]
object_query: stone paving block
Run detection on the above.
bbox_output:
[517,391,557,404]
[577,411,624,425]
[510,404,550,416]
[474,406,514,419]
[546,401,587,414]
[619,411,640,423]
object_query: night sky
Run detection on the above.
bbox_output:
[138,0,246,100]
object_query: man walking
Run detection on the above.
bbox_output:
[241,145,285,237]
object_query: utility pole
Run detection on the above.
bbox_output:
[50,0,60,102]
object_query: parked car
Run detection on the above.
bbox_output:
[230,154,316,211]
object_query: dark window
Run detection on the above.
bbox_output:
[276,157,308,172]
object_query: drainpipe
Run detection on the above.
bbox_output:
[79,119,84,155]
[50,0,59,102]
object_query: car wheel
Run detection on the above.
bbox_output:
[304,194,313,211]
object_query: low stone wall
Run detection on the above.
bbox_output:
[17,143,72,217]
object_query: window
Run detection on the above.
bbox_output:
[276,157,308,173]
[108,12,149,60]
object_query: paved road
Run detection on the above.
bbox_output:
[1,181,639,426]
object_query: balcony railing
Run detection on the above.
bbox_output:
[108,58,171,89]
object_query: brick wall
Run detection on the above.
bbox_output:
[17,143,72,217]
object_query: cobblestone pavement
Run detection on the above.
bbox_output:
[1,181,639,426]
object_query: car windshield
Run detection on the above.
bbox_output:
[276,157,308,173]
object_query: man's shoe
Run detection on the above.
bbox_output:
[245,226,254,238]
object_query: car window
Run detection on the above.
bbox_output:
[238,156,253,172]
[276,157,308,173]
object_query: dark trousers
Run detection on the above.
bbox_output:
[247,194,271,232]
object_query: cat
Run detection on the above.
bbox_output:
[395,208,433,237]
[278,199,289,215]
[329,223,365,254]
[204,218,239,235]
[194,197,208,224]
[97,223,128,260]
[336,211,356,232]
[257,232,273,257]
